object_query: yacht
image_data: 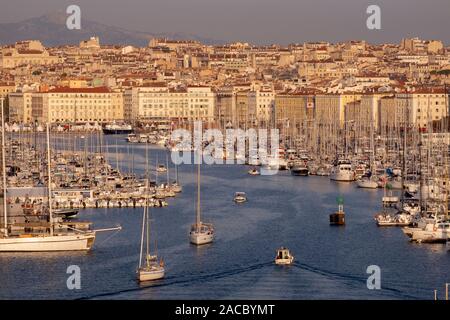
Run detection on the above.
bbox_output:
[102,122,133,135]
[275,247,294,265]
[407,220,450,243]
[291,161,309,176]
[330,159,355,182]
[375,212,413,227]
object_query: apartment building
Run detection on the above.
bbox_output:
[379,96,407,136]
[29,87,123,124]
[396,89,449,129]
[315,93,361,129]
[248,90,275,127]
[124,85,215,124]
[8,91,34,123]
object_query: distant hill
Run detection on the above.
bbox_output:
[0,11,222,47]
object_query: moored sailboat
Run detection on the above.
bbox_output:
[189,152,214,245]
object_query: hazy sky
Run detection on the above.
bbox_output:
[1,0,449,44]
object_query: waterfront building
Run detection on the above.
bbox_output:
[8,91,34,123]
[29,87,124,124]
[396,88,449,129]
[248,89,275,128]
[124,84,215,125]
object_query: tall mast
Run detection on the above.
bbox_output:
[46,123,54,236]
[196,151,201,227]
[1,98,7,237]
[166,153,170,184]
[139,195,145,269]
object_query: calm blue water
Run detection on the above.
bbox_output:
[0,134,449,300]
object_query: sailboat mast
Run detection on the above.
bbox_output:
[139,200,146,269]
[146,204,150,258]
[46,124,54,236]
[196,153,201,227]
[166,154,169,184]
[1,98,7,237]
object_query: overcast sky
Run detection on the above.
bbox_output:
[1,0,449,44]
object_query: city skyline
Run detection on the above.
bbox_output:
[1,0,450,45]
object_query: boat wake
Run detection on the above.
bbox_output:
[79,260,419,300]
[292,261,418,299]
[78,261,273,299]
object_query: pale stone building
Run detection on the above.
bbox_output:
[396,89,449,129]
[124,85,215,124]
[8,91,34,123]
[248,90,275,127]
[30,87,123,124]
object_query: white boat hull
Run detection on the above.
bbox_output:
[275,257,294,265]
[0,233,96,252]
[357,179,378,189]
[138,267,165,282]
[190,231,214,245]
[410,230,448,243]
[330,171,355,182]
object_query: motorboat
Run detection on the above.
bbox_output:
[234,192,247,203]
[291,162,309,176]
[330,159,355,182]
[275,247,294,265]
[102,122,133,135]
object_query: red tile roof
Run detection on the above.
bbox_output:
[47,87,111,93]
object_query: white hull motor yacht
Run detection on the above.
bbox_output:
[330,160,355,182]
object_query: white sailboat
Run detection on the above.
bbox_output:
[189,155,214,245]
[137,188,165,282]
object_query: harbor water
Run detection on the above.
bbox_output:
[0,135,449,300]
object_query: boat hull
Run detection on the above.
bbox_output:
[102,129,133,135]
[357,179,378,189]
[190,231,214,245]
[138,268,165,282]
[0,233,96,252]
[291,168,309,176]
[275,257,294,265]
[330,172,355,182]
